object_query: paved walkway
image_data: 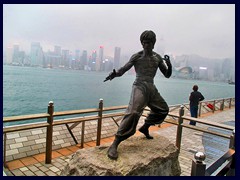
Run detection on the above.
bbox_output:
[3,108,235,176]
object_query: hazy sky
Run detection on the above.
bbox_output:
[3,4,235,59]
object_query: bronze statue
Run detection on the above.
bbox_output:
[104,30,172,160]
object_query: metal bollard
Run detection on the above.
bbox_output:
[191,152,206,176]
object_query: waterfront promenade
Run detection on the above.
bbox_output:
[3,108,235,176]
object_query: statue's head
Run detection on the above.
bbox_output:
[140,30,156,46]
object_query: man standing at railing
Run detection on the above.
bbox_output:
[104,30,172,160]
[189,85,205,125]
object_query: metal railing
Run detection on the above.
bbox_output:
[3,99,127,166]
[3,97,235,172]
[191,130,235,176]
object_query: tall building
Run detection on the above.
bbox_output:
[12,44,20,64]
[75,49,81,61]
[6,47,13,64]
[98,46,104,71]
[89,50,97,71]
[30,42,44,66]
[81,50,88,70]
[74,49,81,69]
[61,50,70,68]
[114,47,121,69]
[54,46,61,56]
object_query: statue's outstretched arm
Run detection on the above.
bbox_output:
[104,54,136,82]
[104,69,117,82]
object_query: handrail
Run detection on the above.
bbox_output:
[54,108,100,117]
[191,129,235,176]
[205,149,235,176]
[3,122,49,133]
[3,97,235,169]
[3,113,50,123]
[182,116,234,131]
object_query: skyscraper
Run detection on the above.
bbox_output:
[97,46,104,71]
[6,47,13,64]
[114,47,121,69]
[12,44,20,64]
[81,50,88,70]
[90,50,97,71]
[30,42,43,66]
[54,46,61,56]
[61,50,70,68]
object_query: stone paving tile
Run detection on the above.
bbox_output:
[6,159,25,170]
[34,170,46,176]
[57,148,73,156]
[33,153,45,162]
[51,151,62,159]
[45,170,57,176]
[23,170,35,176]
[20,157,38,166]
[27,165,39,172]
[11,169,25,176]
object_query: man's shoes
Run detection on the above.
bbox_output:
[139,124,153,139]
[107,144,118,160]
[107,137,122,160]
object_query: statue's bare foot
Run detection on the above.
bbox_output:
[107,145,118,160]
[139,126,154,139]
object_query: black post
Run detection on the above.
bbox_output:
[213,100,216,113]
[191,152,206,176]
[96,99,103,146]
[229,98,232,109]
[220,99,224,111]
[45,101,54,164]
[3,133,7,168]
[229,129,235,149]
[81,121,85,148]
[176,105,184,150]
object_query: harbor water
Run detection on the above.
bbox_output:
[3,65,235,125]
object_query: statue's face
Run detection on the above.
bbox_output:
[141,40,154,51]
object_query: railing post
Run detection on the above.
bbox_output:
[227,129,235,176]
[176,105,184,150]
[198,102,202,117]
[45,101,54,164]
[3,133,7,168]
[191,152,206,176]
[96,99,103,146]
[213,100,216,113]
[220,99,224,111]
[229,129,235,149]
[81,121,85,148]
[229,98,232,109]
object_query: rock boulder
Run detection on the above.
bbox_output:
[61,135,181,176]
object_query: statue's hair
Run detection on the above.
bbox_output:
[140,30,156,45]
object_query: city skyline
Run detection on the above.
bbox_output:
[3,4,235,59]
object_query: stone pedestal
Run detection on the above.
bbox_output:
[61,135,181,176]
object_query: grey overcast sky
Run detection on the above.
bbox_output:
[3,4,235,59]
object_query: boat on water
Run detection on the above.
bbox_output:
[228,80,235,85]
